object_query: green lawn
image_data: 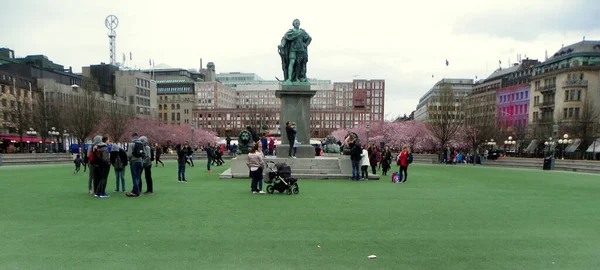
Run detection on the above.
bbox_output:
[1,162,599,270]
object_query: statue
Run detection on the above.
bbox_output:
[323,135,341,153]
[238,130,253,154]
[341,131,360,155]
[278,19,312,83]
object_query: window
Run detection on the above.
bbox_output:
[171,104,175,110]
[171,113,175,121]
[177,104,180,110]
[177,113,180,121]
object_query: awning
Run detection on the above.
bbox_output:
[0,134,53,143]
[586,139,600,153]
[564,139,582,153]
[524,140,538,152]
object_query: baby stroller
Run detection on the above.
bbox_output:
[265,161,299,195]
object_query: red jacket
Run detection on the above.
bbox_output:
[398,150,409,167]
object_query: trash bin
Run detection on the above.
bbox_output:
[543,157,555,170]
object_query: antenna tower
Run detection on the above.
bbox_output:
[105,15,119,66]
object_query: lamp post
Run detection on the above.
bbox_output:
[544,137,554,157]
[48,127,59,153]
[557,133,572,159]
[504,136,516,157]
[366,124,370,147]
[63,130,70,153]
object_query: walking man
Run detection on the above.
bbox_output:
[205,143,214,172]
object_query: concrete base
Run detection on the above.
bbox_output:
[276,84,316,159]
[220,155,380,180]
[275,144,316,158]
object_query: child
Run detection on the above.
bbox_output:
[74,154,82,174]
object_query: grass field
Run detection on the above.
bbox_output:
[1,161,599,270]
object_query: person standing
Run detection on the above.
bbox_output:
[73,154,82,174]
[126,133,145,197]
[155,143,164,167]
[176,144,188,182]
[369,146,379,175]
[139,136,154,195]
[247,144,266,194]
[205,143,214,172]
[285,121,297,158]
[260,135,268,155]
[398,145,410,183]
[350,142,362,181]
[110,144,128,192]
[360,146,369,180]
[268,137,275,156]
[86,144,96,194]
[226,136,232,151]
[381,146,392,176]
[91,136,111,198]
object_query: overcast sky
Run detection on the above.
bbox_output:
[2,0,599,119]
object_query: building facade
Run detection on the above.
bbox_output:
[415,78,474,122]
[114,70,157,118]
[192,77,385,137]
[0,71,39,134]
[529,41,600,127]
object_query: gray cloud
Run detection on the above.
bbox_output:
[453,2,600,40]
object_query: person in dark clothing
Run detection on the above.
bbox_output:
[260,135,268,155]
[74,154,82,174]
[176,144,187,182]
[139,136,154,195]
[82,149,88,173]
[246,126,259,143]
[285,121,297,158]
[155,143,164,167]
[381,146,392,176]
[226,136,232,150]
[216,147,224,166]
[185,143,194,167]
[110,144,128,192]
[350,142,362,180]
[369,146,379,175]
[91,136,111,198]
[205,143,214,172]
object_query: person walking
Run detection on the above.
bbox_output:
[176,144,188,182]
[73,154,82,174]
[369,146,379,175]
[350,142,362,180]
[155,144,164,167]
[205,143,214,172]
[91,136,111,198]
[185,143,195,167]
[285,121,297,158]
[110,144,128,192]
[360,146,369,180]
[247,144,266,194]
[268,137,275,156]
[398,145,410,183]
[126,133,145,197]
[139,136,154,195]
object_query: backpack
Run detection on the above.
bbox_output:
[89,146,103,167]
[114,153,124,170]
[407,153,414,164]
[396,154,402,166]
[132,142,146,159]
[392,172,400,183]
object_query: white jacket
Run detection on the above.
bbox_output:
[360,149,369,166]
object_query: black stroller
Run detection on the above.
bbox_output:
[265,161,299,195]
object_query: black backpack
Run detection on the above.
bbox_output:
[132,142,146,158]
[407,153,414,164]
[114,153,124,170]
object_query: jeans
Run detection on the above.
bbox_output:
[250,168,263,192]
[288,139,296,157]
[115,169,125,191]
[361,165,369,179]
[142,165,153,192]
[130,161,143,195]
[88,165,95,191]
[351,160,360,180]
[178,163,186,181]
[207,158,212,170]
[93,166,109,195]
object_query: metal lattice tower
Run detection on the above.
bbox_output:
[105,15,119,65]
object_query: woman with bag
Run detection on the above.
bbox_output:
[247,144,266,194]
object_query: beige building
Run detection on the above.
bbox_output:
[0,71,39,134]
[415,78,473,123]
[114,70,157,119]
[465,76,502,127]
[529,40,600,126]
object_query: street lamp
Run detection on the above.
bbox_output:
[48,127,59,153]
[544,137,554,157]
[26,128,37,136]
[366,124,371,147]
[557,134,573,159]
[504,136,516,157]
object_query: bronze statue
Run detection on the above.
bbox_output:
[278,19,312,83]
[238,130,253,154]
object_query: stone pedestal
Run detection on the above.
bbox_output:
[275,84,317,158]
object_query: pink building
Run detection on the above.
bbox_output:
[496,83,530,129]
